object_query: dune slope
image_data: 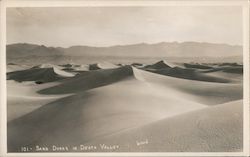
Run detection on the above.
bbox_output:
[7,80,69,122]
[133,67,242,105]
[87,100,243,152]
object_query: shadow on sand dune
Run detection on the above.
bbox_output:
[38,65,133,94]
[7,67,75,84]
[141,61,240,83]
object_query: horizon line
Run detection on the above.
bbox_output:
[6,41,243,49]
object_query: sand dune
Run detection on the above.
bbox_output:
[8,68,206,152]
[87,100,243,152]
[7,80,69,122]
[97,62,119,69]
[131,62,146,68]
[60,63,89,72]
[134,67,242,105]
[183,63,213,69]
[31,63,62,69]
[144,60,176,69]
[88,63,101,70]
[60,63,79,68]
[39,65,242,104]
[71,64,89,71]
[7,63,30,72]
[142,61,243,83]
[7,61,243,152]
[203,71,243,83]
[53,67,75,77]
[7,67,75,84]
[89,62,119,70]
[38,65,133,94]
[145,67,232,83]
[204,67,243,74]
[218,63,243,67]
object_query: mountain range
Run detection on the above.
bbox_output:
[7,42,242,64]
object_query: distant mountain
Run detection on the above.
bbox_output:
[7,42,242,64]
[60,42,243,57]
[7,43,62,58]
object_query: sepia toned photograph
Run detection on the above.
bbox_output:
[2,1,248,155]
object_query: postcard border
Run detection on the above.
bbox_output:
[0,0,249,157]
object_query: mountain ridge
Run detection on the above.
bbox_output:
[7,42,242,56]
[7,42,243,65]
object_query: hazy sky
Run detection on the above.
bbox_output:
[7,6,242,47]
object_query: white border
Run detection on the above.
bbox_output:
[0,0,249,157]
[0,0,7,157]
[243,2,250,157]
[3,0,249,7]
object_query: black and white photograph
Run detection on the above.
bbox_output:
[0,0,249,156]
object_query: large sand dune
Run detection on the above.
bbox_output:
[7,66,75,84]
[133,67,242,105]
[7,61,243,152]
[86,100,242,152]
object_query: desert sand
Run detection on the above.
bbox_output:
[7,60,243,152]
